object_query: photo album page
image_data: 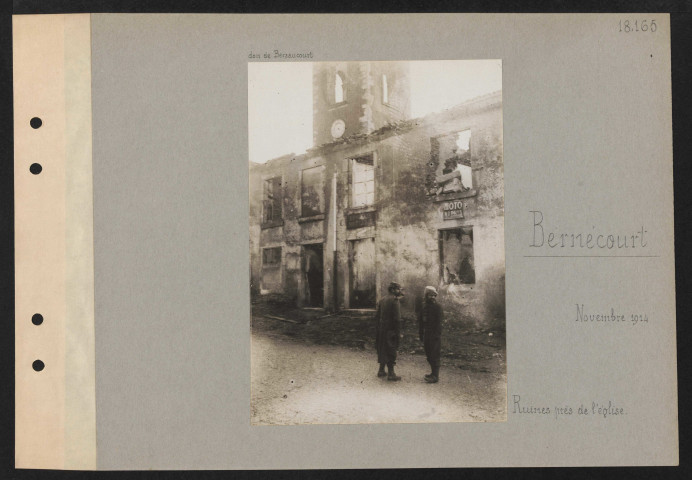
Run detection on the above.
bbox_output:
[13,13,677,469]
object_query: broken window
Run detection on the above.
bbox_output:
[427,130,473,196]
[335,71,345,103]
[382,74,388,104]
[262,176,282,224]
[262,247,282,266]
[301,165,325,217]
[351,155,375,208]
[439,228,475,284]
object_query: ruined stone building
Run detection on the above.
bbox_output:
[249,61,505,326]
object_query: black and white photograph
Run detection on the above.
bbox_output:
[249,60,506,425]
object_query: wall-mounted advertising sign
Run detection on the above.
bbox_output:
[347,210,377,229]
[441,200,464,220]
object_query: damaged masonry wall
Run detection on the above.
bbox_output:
[250,91,504,330]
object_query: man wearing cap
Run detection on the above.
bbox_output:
[375,281,404,381]
[418,286,443,383]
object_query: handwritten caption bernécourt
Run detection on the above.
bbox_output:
[529,210,649,252]
[512,394,626,420]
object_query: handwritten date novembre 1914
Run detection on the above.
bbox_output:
[575,304,648,325]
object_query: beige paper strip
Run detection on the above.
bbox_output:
[14,14,96,470]
[63,14,97,470]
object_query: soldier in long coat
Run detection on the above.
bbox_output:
[375,282,403,381]
[418,286,443,383]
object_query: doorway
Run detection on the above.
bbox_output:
[302,243,324,307]
[349,237,376,308]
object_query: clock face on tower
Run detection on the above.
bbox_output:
[331,119,346,139]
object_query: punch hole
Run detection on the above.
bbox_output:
[31,313,43,326]
[29,163,42,175]
[32,360,45,372]
[30,117,42,129]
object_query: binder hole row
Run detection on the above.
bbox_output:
[30,116,44,373]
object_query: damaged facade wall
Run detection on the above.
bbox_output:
[250,91,504,329]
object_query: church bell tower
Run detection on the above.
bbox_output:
[312,61,411,147]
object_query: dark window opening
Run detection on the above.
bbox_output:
[349,238,377,308]
[301,166,325,217]
[262,177,282,224]
[439,228,475,284]
[261,247,282,293]
[303,244,324,307]
[263,247,282,266]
